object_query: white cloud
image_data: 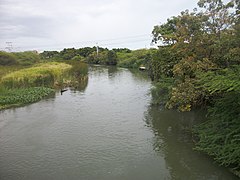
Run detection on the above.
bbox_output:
[0,0,198,51]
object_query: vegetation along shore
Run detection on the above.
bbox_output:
[0,0,239,177]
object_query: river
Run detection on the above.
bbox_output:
[0,65,238,180]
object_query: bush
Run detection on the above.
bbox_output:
[0,51,17,65]
[117,49,156,68]
[13,51,40,65]
[71,55,84,61]
[151,77,173,105]
[194,93,240,171]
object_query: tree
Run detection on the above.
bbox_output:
[40,51,59,59]
[60,48,77,60]
[151,0,239,110]
[151,0,240,172]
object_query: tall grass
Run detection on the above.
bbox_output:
[0,62,72,88]
[0,65,24,79]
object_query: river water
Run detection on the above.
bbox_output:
[0,66,238,180]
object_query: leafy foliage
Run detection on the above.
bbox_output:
[117,49,156,68]
[149,46,182,80]
[151,0,240,111]
[194,92,240,171]
[0,87,54,110]
[198,66,240,94]
[150,0,240,173]
[151,77,173,106]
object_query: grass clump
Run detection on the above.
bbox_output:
[0,62,72,88]
[0,87,55,110]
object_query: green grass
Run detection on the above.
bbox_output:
[0,62,72,88]
[0,87,55,110]
[0,62,71,109]
[0,65,24,79]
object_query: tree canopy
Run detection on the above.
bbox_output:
[150,0,240,172]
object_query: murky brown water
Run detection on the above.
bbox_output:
[0,66,238,180]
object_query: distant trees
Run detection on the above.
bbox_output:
[40,47,116,65]
[39,47,156,67]
[112,48,131,53]
[40,51,59,59]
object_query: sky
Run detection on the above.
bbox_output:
[0,0,199,52]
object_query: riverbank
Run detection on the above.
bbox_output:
[0,62,72,110]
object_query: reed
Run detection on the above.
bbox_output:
[0,62,72,88]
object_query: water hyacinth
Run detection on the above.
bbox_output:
[0,87,55,110]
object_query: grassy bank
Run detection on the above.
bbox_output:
[1,62,72,88]
[0,62,72,110]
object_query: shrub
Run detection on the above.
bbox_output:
[13,51,40,65]
[0,51,17,65]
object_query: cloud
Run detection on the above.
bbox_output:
[0,0,198,51]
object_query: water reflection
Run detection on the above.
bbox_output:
[64,62,89,93]
[129,69,149,82]
[0,65,238,180]
[107,66,118,78]
[144,106,238,179]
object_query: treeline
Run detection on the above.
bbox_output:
[39,47,155,68]
[0,47,155,68]
[149,0,240,174]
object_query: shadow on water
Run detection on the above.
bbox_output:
[144,106,239,180]
[129,68,149,82]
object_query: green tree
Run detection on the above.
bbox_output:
[151,0,240,172]
[151,0,239,110]
[40,51,59,59]
[60,48,78,60]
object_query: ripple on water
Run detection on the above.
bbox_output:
[0,66,238,180]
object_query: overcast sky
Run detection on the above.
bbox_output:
[0,0,199,51]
